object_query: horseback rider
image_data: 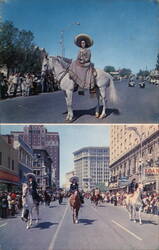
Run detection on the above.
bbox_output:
[69,177,84,204]
[69,33,97,94]
[69,179,79,194]
[128,178,138,196]
[27,175,41,203]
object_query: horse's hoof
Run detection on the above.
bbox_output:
[99,114,106,119]
[95,112,100,118]
[139,222,142,225]
[75,220,78,224]
[133,220,136,223]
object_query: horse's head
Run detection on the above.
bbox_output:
[138,183,144,192]
[22,183,28,196]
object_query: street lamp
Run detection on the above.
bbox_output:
[60,22,80,58]
[126,126,143,181]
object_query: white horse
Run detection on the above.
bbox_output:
[22,183,39,229]
[125,183,143,225]
[41,56,118,121]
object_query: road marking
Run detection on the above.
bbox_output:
[0,223,7,228]
[112,220,143,241]
[48,204,69,250]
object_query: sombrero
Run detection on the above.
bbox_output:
[69,176,79,183]
[25,173,36,180]
[74,34,93,48]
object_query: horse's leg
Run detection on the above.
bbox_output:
[73,208,75,224]
[95,87,100,118]
[64,90,73,121]
[35,204,39,224]
[75,208,79,224]
[26,209,32,229]
[99,86,107,119]
[139,207,142,225]
[133,206,136,223]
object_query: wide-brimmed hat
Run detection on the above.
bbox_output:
[69,176,79,183]
[25,173,36,180]
[74,34,93,48]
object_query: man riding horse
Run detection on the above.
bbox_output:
[69,176,84,204]
[128,178,138,197]
[69,33,97,94]
[26,173,41,204]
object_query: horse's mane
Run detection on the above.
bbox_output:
[50,56,72,70]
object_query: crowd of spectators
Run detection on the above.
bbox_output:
[102,191,159,215]
[0,71,58,99]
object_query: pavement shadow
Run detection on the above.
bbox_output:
[48,205,57,208]
[140,219,158,225]
[63,106,120,123]
[34,221,58,230]
[79,219,96,225]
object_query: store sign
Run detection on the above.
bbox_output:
[145,168,159,177]
[0,170,19,183]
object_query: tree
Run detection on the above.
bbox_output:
[104,66,116,73]
[119,68,132,77]
[137,70,149,77]
[156,53,159,70]
[0,21,43,75]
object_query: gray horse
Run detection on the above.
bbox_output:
[125,183,143,225]
[41,56,118,121]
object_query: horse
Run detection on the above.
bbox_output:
[69,191,81,224]
[125,183,143,224]
[22,183,40,229]
[41,56,118,121]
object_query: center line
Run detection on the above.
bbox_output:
[48,203,69,250]
[0,223,7,228]
[112,220,143,241]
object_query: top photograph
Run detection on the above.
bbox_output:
[0,0,159,124]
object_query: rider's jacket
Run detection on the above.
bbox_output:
[128,182,138,194]
[27,180,39,200]
[69,183,78,193]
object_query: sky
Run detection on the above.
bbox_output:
[0,125,110,185]
[1,0,159,73]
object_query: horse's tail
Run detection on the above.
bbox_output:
[109,76,118,105]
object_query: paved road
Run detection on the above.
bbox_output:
[0,199,158,250]
[0,80,158,123]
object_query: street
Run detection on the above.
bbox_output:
[0,80,158,123]
[0,199,159,250]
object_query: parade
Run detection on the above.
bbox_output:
[0,0,159,249]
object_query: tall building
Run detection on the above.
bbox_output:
[33,149,52,190]
[11,125,60,188]
[110,125,159,165]
[109,125,159,191]
[73,147,109,191]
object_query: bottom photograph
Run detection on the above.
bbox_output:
[0,124,159,250]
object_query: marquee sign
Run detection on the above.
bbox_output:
[144,168,159,177]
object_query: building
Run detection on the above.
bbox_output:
[18,136,34,184]
[109,125,159,191]
[73,147,110,191]
[33,149,52,190]
[3,134,34,184]
[63,170,75,190]
[11,125,60,188]
[0,135,19,192]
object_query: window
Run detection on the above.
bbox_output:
[12,160,14,170]
[8,157,10,169]
[0,152,2,165]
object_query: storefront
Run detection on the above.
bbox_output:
[0,170,20,192]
